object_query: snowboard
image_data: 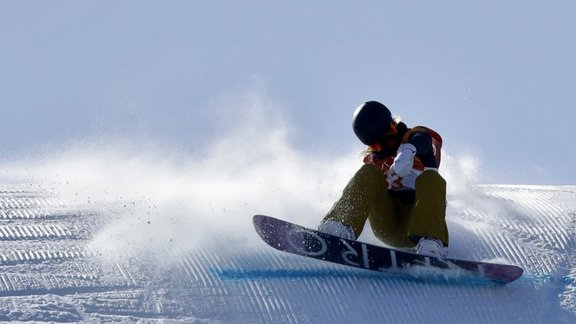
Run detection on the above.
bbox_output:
[253,215,524,284]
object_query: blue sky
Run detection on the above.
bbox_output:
[1,1,575,185]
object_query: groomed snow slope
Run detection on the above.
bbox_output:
[0,185,574,323]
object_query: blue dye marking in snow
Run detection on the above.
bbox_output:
[216,268,377,280]
[212,267,502,287]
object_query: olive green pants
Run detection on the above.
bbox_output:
[322,164,448,248]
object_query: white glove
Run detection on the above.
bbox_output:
[390,143,416,177]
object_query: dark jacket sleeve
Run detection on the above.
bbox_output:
[406,131,438,168]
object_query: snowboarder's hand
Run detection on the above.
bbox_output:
[389,143,416,177]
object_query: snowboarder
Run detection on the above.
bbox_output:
[319,101,449,257]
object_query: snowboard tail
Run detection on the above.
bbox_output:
[253,215,523,284]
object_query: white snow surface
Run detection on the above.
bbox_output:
[0,108,574,322]
[0,183,574,323]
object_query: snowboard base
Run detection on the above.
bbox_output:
[253,215,524,284]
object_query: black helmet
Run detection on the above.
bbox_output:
[352,101,393,145]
